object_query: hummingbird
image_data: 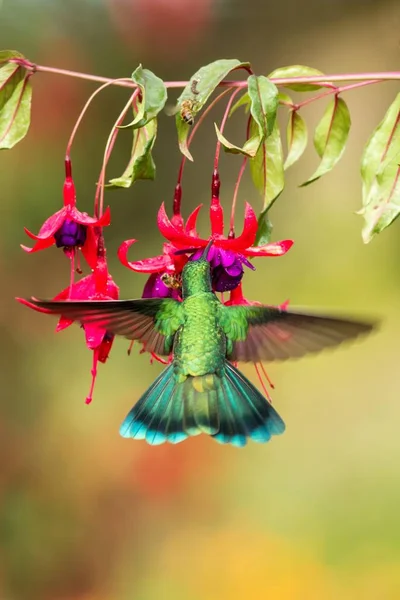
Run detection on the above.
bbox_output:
[23,241,376,447]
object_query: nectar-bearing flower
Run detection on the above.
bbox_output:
[158,200,293,293]
[17,253,119,405]
[117,203,203,299]
[22,171,111,268]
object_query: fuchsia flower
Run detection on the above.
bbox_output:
[117,203,202,298]
[17,254,119,404]
[22,168,111,269]
[157,199,293,292]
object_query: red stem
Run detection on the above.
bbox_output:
[294,79,381,110]
[229,115,252,235]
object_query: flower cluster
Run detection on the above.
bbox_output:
[18,155,293,404]
[18,158,118,404]
[118,185,293,302]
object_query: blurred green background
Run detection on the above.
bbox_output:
[1,1,400,598]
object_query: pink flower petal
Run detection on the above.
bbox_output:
[118,238,171,273]
[23,207,67,241]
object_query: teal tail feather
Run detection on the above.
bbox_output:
[119,361,285,447]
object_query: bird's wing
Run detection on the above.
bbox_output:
[21,298,184,356]
[219,304,377,362]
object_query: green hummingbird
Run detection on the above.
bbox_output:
[25,241,376,447]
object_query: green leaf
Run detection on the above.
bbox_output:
[173,58,251,160]
[0,62,24,112]
[284,110,308,169]
[269,65,330,91]
[214,122,260,157]
[301,96,351,186]
[0,50,25,65]
[249,118,284,211]
[360,93,400,207]
[360,94,400,242]
[229,92,250,117]
[255,209,273,246]
[361,167,400,243]
[122,65,167,129]
[247,75,279,138]
[0,74,32,149]
[108,118,157,188]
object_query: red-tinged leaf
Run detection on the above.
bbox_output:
[0,50,25,65]
[249,118,284,212]
[0,72,32,149]
[173,58,250,160]
[254,209,273,246]
[269,65,331,91]
[122,65,167,129]
[360,93,400,209]
[247,75,279,138]
[362,165,400,243]
[108,119,157,188]
[301,96,351,186]
[284,110,308,170]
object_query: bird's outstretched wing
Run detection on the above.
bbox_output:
[219,304,377,362]
[19,298,184,356]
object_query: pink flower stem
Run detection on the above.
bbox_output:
[176,87,232,186]
[94,88,140,218]
[214,87,243,170]
[229,115,252,236]
[293,79,382,110]
[10,58,400,87]
[65,78,138,160]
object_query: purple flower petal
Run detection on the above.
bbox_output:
[225,263,243,277]
[219,249,236,268]
[239,254,256,271]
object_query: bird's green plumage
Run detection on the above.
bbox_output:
[25,247,376,446]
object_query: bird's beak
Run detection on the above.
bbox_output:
[201,239,213,261]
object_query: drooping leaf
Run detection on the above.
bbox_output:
[362,165,400,243]
[0,73,32,149]
[360,94,400,242]
[269,65,331,91]
[247,75,279,138]
[284,110,308,169]
[214,122,260,157]
[173,58,251,160]
[255,209,273,246]
[229,91,250,117]
[301,96,351,186]
[249,118,284,212]
[360,93,400,207]
[108,118,157,188]
[122,65,167,129]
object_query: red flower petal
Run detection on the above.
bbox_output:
[245,239,293,257]
[21,236,55,253]
[68,205,111,227]
[23,207,67,241]
[210,199,224,236]
[185,204,203,236]
[218,202,257,251]
[84,324,106,350]
[81,226,98,270]
[118,238,171,273]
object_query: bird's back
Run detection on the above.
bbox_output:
[173,292,226,377]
